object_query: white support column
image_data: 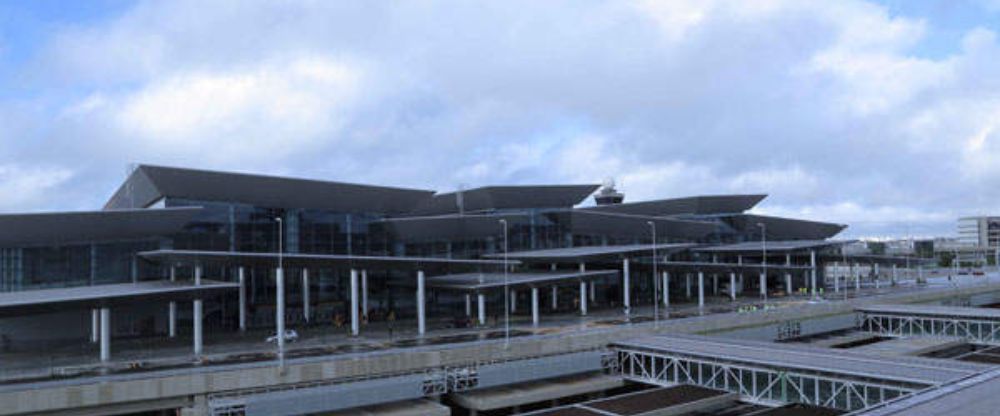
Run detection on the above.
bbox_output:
[169,266,177,338]
[730,272,737,301]
[855,262,861,291]
[874,263,881,289]
[579,280,588,316]
[785,253,792,295]
[834,261,840,293]
[531,287,539,326]
[416,270,426,335]
[465,293,472,317]
[810,250,817,296]
[477,293,486,325]
[622,258,631,314]
[238,267,246,332]
[892,264,898,286]
[276,267,285,357]
[551,286,558,310]
[361,270,369,320]
[759,270,766,298]
[193,265,203,357]
[350,269,359,336]
[91,309,99,343]
[685,274,692,298]
[302,268,311,323]
[697,271,705,308]
[99,307,110,362]
[662,271,670,308]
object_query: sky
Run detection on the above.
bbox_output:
[1,0,999,239]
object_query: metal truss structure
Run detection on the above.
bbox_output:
[614,347,920,412]
[859,313,1000,345]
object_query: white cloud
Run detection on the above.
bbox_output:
[0,165,74,211]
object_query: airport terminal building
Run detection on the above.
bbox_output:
[0,165,851,361]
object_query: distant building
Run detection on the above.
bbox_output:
[958,216,1000,249]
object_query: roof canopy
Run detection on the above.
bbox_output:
[424,270,618,291]
[581,194,766,216]
[0,207,200,248]
[0,280,237,317]
[483,243,696,262]
[105,164,435,214]
[694,240,853,254]
[409,184,599,216]
[140,249,515,271]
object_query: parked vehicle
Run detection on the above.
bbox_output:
[266,329,299,343]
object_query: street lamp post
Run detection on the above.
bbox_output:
[275,216,285,370]
[499,219,509,348]
[757,222,767,303]
[647,221,658,328]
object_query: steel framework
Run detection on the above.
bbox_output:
[859,313,1000,345]
[615,347,919,412]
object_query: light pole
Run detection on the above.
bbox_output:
[499,219,509,348]
[275,216,285,370]
[647,221,658,327]
[756,222,767,303]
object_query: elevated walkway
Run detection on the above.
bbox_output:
[611,334,988,412]
[857,304,1000,345]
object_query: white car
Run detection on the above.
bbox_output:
[266,329,299,343]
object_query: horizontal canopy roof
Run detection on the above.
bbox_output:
[694,240,853,254]
[723,214,847,240]
[105,164,435,214]
[483,243,696,262]
[857,304,1000,320]
[0,280,237,317]
[657,260,814,271]
[581,194,766,216]
[0,207,200,248]
[140,250,515,271]
[424,270,618,291]
[408,184,599,216]
[614,334,984,386]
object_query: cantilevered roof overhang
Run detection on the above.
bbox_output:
[424,270,619,291]
[0,207,201,248]
[140,250,517,271]
[482,243,696,263]
[694,240,855,254]
[656,261,814,271]
[0,280,237,317]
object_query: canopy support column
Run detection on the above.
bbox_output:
[91,309,99,344]
[465,293,472,317]
[531,287,539,326]
[99,307,110,362]
[416,270,426,335]
[302,268,311,323]
[579,280,588,316]
[169,266,177,338]
[729,272,736,301]
[697,271,705,308]
[478,293,486,326]
[350,269,359,336]
[622,258,631,317]
[361,270,369,320]
[810,250,817,297]
[238,267,246,331]
[193,265,203,357]
[662,271,669,308]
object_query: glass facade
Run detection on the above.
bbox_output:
[0,240,161,292]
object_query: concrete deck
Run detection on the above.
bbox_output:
[851,336,965,357]
[449,373,622,411]
[321,399,449,416]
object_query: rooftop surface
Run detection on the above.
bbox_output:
[0,280,238,317]
[856,304,1000,320]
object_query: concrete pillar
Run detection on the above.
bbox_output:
[99,307,110,362]
[737,255,744,296]
[350,269,359,336]
[531,287,539,326]
[361,270,369,320]
[465,293,472,317]
[510,289,517,313]
[833,261,840,293]
[302,268,311,323]
[416,270,426,335]
[730,272,737,301]
[712,274,718,295]
[579,280,588,315]
[622,258,631,313]
[855,262,861,291]
[478,293,486,325]
[697,271,705,308]
[590,280,596,303]
[551,286,558,310]
[685,274,692,298]
[892,264,898,285]
[759,270,766,298]
[169,266,177,338]
[810,250,817,296]
[193,265,203,357]
[91,309,99,343]
[785,273,792,295]
[662,271,670,308]
[276,267,285,356]
[238,267,246,332]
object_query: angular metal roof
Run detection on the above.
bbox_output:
[408,184,599,216]
[424,270,618,291]
[0,207,201,248]
[694,239,853,253]
[722,214,847,240]
[483,243,696,262]
[104,164,436,214]
[565,211,717,240]
[857,304,1000,321]
[581,194,766,216]
[379,213,532,241]
[0,280,237,317]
